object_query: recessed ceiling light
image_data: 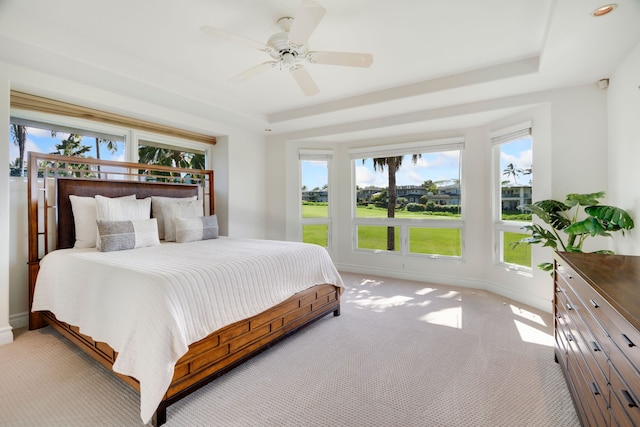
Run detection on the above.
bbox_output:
[592,4,617,17]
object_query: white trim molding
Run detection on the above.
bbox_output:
[0,326,14,346]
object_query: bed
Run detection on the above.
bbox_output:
[26,152,343,426]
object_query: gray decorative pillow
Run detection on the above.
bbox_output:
[70,194,136,248]
[175,215,219,243]
[151,195,197,240]
[165,200,204,242]
[96,218,160,252]
[95,196,152,249]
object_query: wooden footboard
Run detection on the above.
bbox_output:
[38,283,340,426]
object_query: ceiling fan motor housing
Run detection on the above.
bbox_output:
[267,24,308,67]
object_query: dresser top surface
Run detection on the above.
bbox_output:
[556,251,640,330]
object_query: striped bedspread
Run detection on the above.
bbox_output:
[32,237,344,424]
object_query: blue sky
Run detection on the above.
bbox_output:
[499,137,533,185]
[9,125,125,163]
[302,137,532,190]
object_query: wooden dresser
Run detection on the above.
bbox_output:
[554,251,640,426]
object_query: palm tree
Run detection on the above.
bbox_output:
[502,163,523,184]
[95,138,119,160]
[49,134,92,177]
[51,134,91,157]
[10,124,27,177]
[137,145,205,181]
[367,154,422,251]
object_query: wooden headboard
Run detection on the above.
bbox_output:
[27,152,214,329]
[57,179,201,249]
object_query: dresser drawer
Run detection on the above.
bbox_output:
[610,385,636,427]
[610,363,640,424]
[568,351,609,426]
[558,272,612,349]
[559,284,610,380]
[557,263,614,332]
[555,308,569,358]
[565,311,610,409]
[604,318,640,376]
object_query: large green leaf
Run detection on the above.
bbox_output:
[511,224,559,250]
[537,262,554,272]
[523,200,571,230]
[565,217,610,237]
[565,192,605,207]
[584,205,635,231]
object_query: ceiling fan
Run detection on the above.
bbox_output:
[200,0,374,96]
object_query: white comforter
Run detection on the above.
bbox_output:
[32,237,343,424]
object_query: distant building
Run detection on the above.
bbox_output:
[310,183,530,210]
[302,189,328,202]
[501,184,532,211]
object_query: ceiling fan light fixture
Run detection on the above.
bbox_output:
[282,51,296,66]
[592,4,617,17]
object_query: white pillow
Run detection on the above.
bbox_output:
[95,196,152,248]
[151,196,197,240]
[69,194,136,248]
[165,200,203,242]
[97,218,160,252]
[175,215,219,243]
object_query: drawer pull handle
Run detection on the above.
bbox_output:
[567,333,574,342]
[567,303,573,311]
[590,382,600,396]
[622,334,636,347]
[621,390,638,408]
[590,341,601,352]
[556,313,563,319]
[589,299,599,308]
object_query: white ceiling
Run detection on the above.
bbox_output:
[1,0,639,141]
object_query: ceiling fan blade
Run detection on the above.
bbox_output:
[308,51,374,68]
[230,62,276,83]
[290,66,319,96]
[200,25,267,51]
[288,0,326,46]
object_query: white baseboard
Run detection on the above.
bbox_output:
[9,311,28,330]
[0,326,14,345]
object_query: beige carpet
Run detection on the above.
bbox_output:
[0,273,579,426]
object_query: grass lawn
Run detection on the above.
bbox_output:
[302,204,531,267]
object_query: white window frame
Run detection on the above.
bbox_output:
[349,137,464,259]
[299,149,333,249]
[491,121,533,272]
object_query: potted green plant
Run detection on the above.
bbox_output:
[511,191,635,271]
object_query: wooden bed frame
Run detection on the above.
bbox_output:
[26,152,341,426]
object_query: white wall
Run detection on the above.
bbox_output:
[608,40,640,256]
[0,66,12,345]
[267,84,610,313]
[1,62,268,340]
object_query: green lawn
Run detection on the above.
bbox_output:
[301,204,531,267]
[502,232,532,267]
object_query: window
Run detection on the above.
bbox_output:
[138,138,206,170]
[491,123,533,269]
[300,150,332,248]
[8,116,212,178]
[350,138,463,257]
[9,118,126,177]
[9,91,215,177]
